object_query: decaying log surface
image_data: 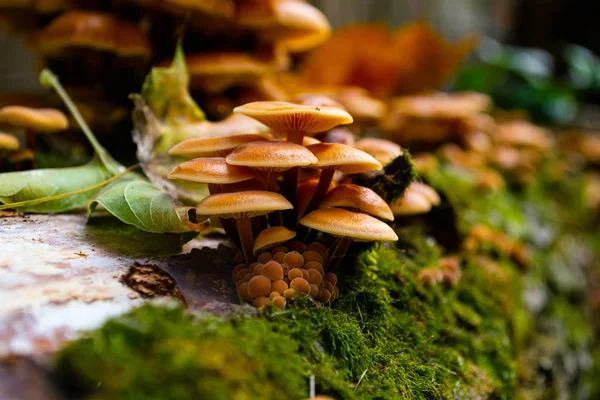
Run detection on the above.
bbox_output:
[0,213,186,358]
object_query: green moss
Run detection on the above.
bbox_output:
[54,152,599,399]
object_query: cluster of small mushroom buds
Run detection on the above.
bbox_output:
[417,256,461,287]
[463,224,529,269]
[233,241,339,310]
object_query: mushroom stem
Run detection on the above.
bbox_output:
[24,128,36,153]
[208,184,240,248]
[287,131,304,145]
[236,217,256,264]
[282,167,299,229]
[327,237,351,272]
[303,168,335,217]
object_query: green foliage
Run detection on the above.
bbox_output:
[141,43,205,125]
[0,159,110,212]
[353,150,417,204]
[88,173,207,233]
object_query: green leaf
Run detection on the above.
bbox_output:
[0,159,110,212]
[88,174,208,233]
[141,42,205,126]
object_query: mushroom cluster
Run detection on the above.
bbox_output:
[0,105,68,170]
[0,0,333,132]
[168,100,402,308]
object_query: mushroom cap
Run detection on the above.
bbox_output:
[182,114,268,138]
[299,208,398,242]
[234,101,353,135]
[387,92,490,119]
[183,52,280,77]
[354,137,403,166]
[158,0,235,18]
[493,120,554,150]
[30,11,151,57]
[0,132,19,150]
[390,190,432,216]
[315,127,355,146]
[7,148,34,163]
[169,133,273,158]
[226,140,317,171]
[320,184,394,221]
[167,157,257,184]
[329,88,387,122]
[409,182,441,206]
[253,226,297,254]
[196,190,293,219]
[305,143,382,174]
[236,0,331,53]
[0,106,68,133]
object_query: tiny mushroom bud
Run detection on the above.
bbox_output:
[273,295,287,309]
[262,261,284,281]
[390,186,433,217]
[253,226,296,255]
[248,275,272,298]
[290,277,311,295]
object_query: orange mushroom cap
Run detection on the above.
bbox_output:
[226,141,317,171]
[305,142,382,174]
[234,101,353,135]
[167,157,257,184]
[320,184,393,221]
[0,106,68,133]
[30,11,151,58]
[168,133,273,158]
[253,226,297,254]
[196,190,293,219]
[300,208,398,242]
[354,138,403,166]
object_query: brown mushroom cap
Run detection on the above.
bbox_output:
[354,138,403,166]
[305,143,382,174]
[7,148,34,163]
[409,182,441,206]
[387,92,491,119]
[233,101,353,135]
[196,190,293,219]
[226,141,317,171]
[182,114,268,138]
[0,132,19,150]
[390,190,432,216]
[0,106,68,133]
[300,208,397,242]
[315,127,355,146]
[236,0,331,53]
[493,120,554,150]
[253,226,297,254]
[30,11,151,58]
[150,0,235,19]
[168,133,273,158]
[167,157,257,184]
[293,93,345,109]
[320,184,393,221]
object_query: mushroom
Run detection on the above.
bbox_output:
[168,133,273,158]
[167,157,257,244]
[175,51,287,93]
[0,132,19,152]
[136,0,235,20]
[30,11,151,58]
[354,138,403,166]
[233,101,352,227]
[315,127,355,147]
[299,208,398,270]
[302,142,382,217]
[389,189,432,217]
[236,0,331,53]
[408,182,441,207]
[233,101,353,145]
[319,184,393,221]
[253,226,296,255]
[226,140,317,192]
[0,106,68,153]
[196,190,293,263]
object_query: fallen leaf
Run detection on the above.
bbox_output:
[88,174,209,233]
